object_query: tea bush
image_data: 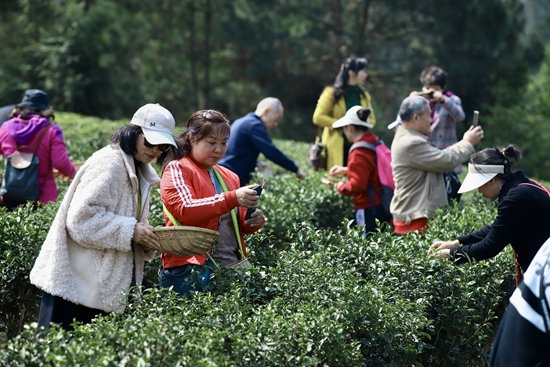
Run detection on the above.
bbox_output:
[0,112,535,365]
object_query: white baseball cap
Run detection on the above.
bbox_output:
[332,106,373,129]
[458,163,505,193]
[130,103,176,147]
[388,115,402,130]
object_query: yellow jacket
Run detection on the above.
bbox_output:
[312,87,376,169]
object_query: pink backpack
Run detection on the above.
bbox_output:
[349,138,394,215]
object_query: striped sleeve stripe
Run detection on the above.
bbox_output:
[168,161,226,208]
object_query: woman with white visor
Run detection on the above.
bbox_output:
[429,145,550,272]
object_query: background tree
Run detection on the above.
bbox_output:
[1,0,549,177]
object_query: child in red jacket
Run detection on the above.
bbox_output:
[329,106,391,234]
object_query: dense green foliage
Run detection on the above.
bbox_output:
[1,112,540,365]
[1,1,549,155]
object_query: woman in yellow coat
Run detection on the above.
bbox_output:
[312,57,376,170]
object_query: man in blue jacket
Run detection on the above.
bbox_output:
[219,97,307,185]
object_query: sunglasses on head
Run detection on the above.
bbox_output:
[142,134,172,152]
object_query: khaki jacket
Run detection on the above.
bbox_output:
[312,87,376,169]
[390,126,474,223]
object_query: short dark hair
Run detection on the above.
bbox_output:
[419,66,447,88]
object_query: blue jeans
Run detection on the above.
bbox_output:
[158,258,215,295]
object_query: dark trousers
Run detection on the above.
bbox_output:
[37,292,108,331]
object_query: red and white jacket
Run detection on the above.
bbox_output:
[160,155,264,269]
[337,131,383,210]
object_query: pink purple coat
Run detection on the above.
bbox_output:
[0,115,75,204]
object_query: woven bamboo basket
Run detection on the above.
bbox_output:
[153,226,219,256]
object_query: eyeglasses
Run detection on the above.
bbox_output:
[142,134,172,152]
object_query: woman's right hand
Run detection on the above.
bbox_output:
[132,222,160,251]
[329,165,347,177]
[428,240,460,258]
[236,185,261,208]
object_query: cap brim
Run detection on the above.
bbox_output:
[332,116,350,128]
[388,116,402,130]
[457,171,498,193]
[387,120,400,130]
[17,102,49,110]
[142,128,176,147]
[332,117,373,129]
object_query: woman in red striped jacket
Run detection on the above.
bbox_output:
[158,110,265,295]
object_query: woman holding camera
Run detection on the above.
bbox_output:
[158,110,265,295]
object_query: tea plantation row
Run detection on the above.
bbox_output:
[0,112,520,366]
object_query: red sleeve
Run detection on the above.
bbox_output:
[161,160,239,227]
[337,148,376,196]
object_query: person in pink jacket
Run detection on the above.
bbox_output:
[0,89,75,209]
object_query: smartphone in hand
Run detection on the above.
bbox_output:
[245,179,264,220]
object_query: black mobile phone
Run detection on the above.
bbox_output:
[245,184,263,220]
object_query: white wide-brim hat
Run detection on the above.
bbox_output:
[458,163,504,193]
[130,103,177,147]
[332,105,373,129]
[387,115,402,130]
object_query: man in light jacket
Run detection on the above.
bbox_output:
[390,96,484,234]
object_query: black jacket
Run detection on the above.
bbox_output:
[451,170,550,271]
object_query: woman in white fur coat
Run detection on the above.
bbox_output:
[30,103,176,330]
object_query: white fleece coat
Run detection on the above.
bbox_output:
[30,145,158,313]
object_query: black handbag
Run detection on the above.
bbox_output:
[308,127,326,171]
[443,170,462,204]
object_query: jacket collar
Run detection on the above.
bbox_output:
[499,170,529,201]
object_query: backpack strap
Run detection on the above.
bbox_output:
[15,124,51,152]
[31,124,51,153]
[518,181,550,197]
[349,140,376,153]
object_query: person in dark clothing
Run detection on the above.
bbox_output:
[489,237,550,367]
[0,104,16,126]
[429,145,550,272]
[218,97,307,185]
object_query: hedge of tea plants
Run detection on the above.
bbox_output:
[0,112,523,366]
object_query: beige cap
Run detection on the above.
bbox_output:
[130,103,176,147]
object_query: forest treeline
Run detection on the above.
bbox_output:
[1,0,550,178]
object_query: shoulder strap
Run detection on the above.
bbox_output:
[162,204,182,226]
[30,124,52,153]
[518,181,550,197]
[349,140,376,153]
[212,166,246,260]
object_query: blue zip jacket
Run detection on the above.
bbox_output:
[218,112,298,185]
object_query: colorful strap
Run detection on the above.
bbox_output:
[212,166,246,260]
